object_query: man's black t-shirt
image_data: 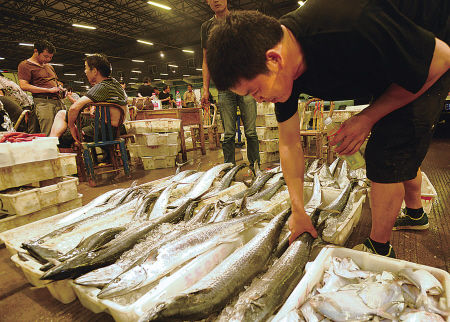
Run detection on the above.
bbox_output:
[159,91,170,105]
[201,17,216,49]
[138,84,153,97]
[275,0,436,123]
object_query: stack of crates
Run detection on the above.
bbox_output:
[124,119,182,170]
[241,102,280,164]
[0,136,80,234]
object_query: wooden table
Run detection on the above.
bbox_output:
[136,108,206,162]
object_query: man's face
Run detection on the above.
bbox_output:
[231,70,294,103]
[36,49,53,64]
[84,61,96,85]
[165,86,170,93]
[187,85,192,92]
[207,0,227,13]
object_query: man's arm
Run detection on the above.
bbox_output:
[67,96,92,144]
[278,111,318,243]
[19,79,60,94]
[332,38,450,155]
[201,48,211,105]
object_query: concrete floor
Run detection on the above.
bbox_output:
[0,140,448,321]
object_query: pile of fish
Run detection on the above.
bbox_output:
[15,160,373,321]
[279,257,448,321]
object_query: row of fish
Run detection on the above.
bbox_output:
[279,257,448,321]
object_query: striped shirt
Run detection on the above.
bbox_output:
[86,78,127,106]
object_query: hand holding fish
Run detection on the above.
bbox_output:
[288,211,317,244]
[329,114,373,155]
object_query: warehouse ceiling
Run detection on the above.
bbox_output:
[0,0,300,90]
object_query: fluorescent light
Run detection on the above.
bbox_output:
[172,70,176,73]
[182,49,194,54]
[153,78,161,80]
[132,59,145,63]
[160,52,165,58]
[19,43,34,46]
[168,64,178,68]
[85,53,94,56]
[129,82,136,84]
[183,75,190,77]
[137,40,153,46]
[49,63,64,66]
[131,70,142,73]
[147,1,171,10]
[160,73,168,76]
[72,23,96,30]
[298,1,305,6]
[196,68,202,71]
[130,77,138,80]
[74,81,84,83]
[0,57,5,60]
[64,73,76,76]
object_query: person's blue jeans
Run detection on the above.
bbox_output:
[217,90,260,165]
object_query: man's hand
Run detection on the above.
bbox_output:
[68,124,81,145]
[47,87,60,94]
[329,113,374,155]
[288,211,318,244]
[201,90,210,106]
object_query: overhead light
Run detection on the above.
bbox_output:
[84,53,94,56]
[132,59,145,63]
[298,1,305,6]
[49,63,64,66]
[183,75,190,77]
[182,49,194,54]
[137,40,153,46]
[19,43,34,47]
[64,73,76,76]
[0,57,5,60]
[168,64,178,68]
[130,77,138,80]
[72,23,96,30]
[172,70,176,73]
[195,68,202,71]
[128,82,136,85]
[147,1,172,10]
[160,73,168,76]
[153,78,161,80]
[74,81,84,83]
[160,52,165,58]
[131,70,142,73]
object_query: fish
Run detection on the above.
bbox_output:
[203,163,247,198]
[305,174,322,218]
[183,200,200,221]
[97,212,269,299]
[305,159,320,181]
[329,158,340,177]
[140,209,289,321]
[217,232,313,322]
[316,182,352,228]
[208,202,237,223]
[399,269,443,296]
[247,177,285,203]
[147,183,176,219]
[399,310,446,322]
[147,169,196,194]
[133,194,159,220]
[228,170,275,201]
[187,203,214,224]
[336,159,351,189]
[316,163,340,188]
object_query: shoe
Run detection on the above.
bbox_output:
[353,238,396,258]
[393,209,429,231]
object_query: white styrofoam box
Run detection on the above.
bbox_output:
[256,126,279,140]
[141,155,176,170]
[134,132,179,146]
[259,139,279,153]
[0,194,83,247]
[0,153,77,191]
[242,149,280,164]
[368,171,437,214]
[128,144,179,158]
[257,102,275,115]
[0,176,79,216]
[0,143,13,167]
[8,137,59,165]
[256,114,277,127]
[272,246,450,322]
[124,119,181,134]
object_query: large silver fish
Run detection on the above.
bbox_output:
[140,209,289,321]
[203,163,247,199]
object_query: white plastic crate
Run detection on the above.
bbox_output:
[259,139,279,153]
[128,144,179,158]
[141,155,176,170]
[256,126,279,140]
[124,118,181,134]
[256,102,275,115]
[256,114,277,127]
[134,132,179,146]
[0,176,79,216]
[273,246,450,321]
[242,149,280,163]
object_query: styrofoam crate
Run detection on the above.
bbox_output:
[0,143,14,167]
[242,149,280,164]
[0,176,79,216]
[257,102,275,115]
[0,153,77,191]
[128,144,179,157]
[141,155,176,170]
[273,246,450,321]
[124,119,181,134]
[259,139,279,152]
[256,126,279,140]
[256,114,277,127]
[368,171,437,214]
[134,132,179,146]
[5,137,59,166]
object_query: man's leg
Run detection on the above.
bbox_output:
[403,169,422,209]
[218,90,238,164]
[35,98,57,136]
[49,110,68,137]
[237,95,260,166]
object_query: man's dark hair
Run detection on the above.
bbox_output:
[207,10,282,90]
[34,40,56,54]
[187,83,193,88]
[162,84,169,91]
[85,54,112,77]
[153,86,159,92]
[144,77,151,84]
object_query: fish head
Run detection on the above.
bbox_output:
[97,265,148,299]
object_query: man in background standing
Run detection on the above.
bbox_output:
[201,0,260,167]
[18,40,65,136]
[183,83,198,107]
[138,77,153,97]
